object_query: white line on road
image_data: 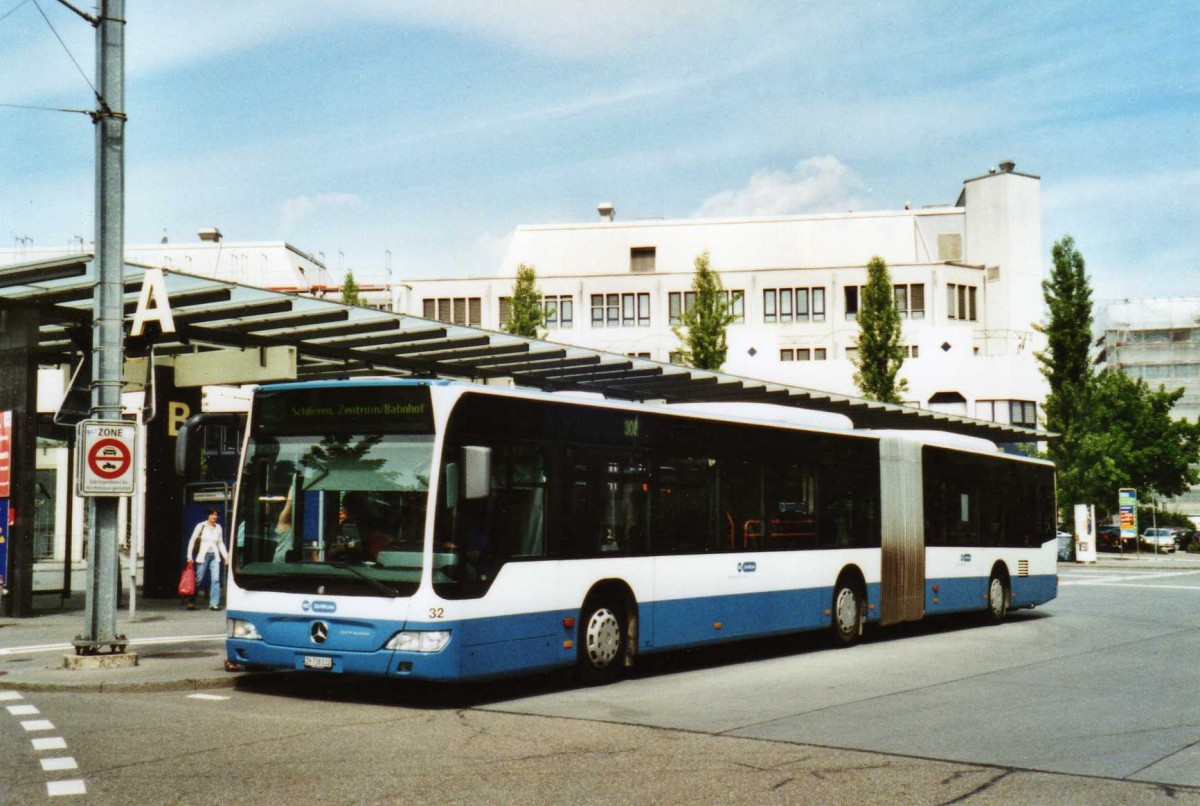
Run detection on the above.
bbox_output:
[0,634,224,657]
[7,704,39,716]
[1060,570,1200,586]
[21,719,55,732]
[46,779,86,797]
[32,737,68,751]
[0,690,24,700]
[41,757,78,772]
[187,693,230,701]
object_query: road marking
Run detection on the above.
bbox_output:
[7,704,39,716]
[187,693,230,701]
[0,690,23,700]
[41,757,78,772]
[33,737,69,751]
[21,719,55,732]
[0,633,225,657]
[46,779,86,797]
[1061,570,1200,586]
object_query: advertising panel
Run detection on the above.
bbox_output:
[1118,488,1137,539]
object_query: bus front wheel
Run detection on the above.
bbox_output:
[577,599,626,685]
[831,580,864,647]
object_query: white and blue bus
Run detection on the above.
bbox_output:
[223,379,1057,682]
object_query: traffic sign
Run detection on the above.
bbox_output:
[76,420,137,496]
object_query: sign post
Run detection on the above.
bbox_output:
[1118,488,1137,555]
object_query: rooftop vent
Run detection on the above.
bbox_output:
[597,203,615,222]
[998,160,1016,173]
[198,227,223,243]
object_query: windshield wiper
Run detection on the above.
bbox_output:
[326,562,399,598]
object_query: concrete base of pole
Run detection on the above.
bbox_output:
[63,653,139,670]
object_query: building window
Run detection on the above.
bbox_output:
[844,286,859,321]
[668,351,686,365]
[424,297,481,326]
[668,290,741,324]
[909,283,925,319]
[630,247,656,273]
[976,399,1037,429]
[781,348,794,362]
[627,352,651,359]
[543,295,573,329]
[593,292,650,327]
[947,284,977,321]
[764,287,825,324]
[814,348,827,360]
[845,347,858,361]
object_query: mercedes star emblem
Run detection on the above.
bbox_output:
[310,621,329,644]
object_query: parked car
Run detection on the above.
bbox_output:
[1174,529,1197,551]
[1097,525,1124,552]
[1057,529,1074,561]
[1140,527,1176,553]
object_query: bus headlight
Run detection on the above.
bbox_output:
[227,619,262,640]
[385,630,451,653]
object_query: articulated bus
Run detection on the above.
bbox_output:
[222,380,1057,682]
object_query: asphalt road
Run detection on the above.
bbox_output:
[2,563,1199,804]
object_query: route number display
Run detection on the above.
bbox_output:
[76,420,137,496]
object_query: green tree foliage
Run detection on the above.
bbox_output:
[1035,236,1200,514]
[672,251,736,371]
[852,255,907,403]
[1061,370,1200,514]
[507,263,544,338]
[1035,236,1093,445]
[340,270,362,307]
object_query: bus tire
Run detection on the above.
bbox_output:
[985,573,1008,624]
[831,579,864,647]
[576,597,626,685]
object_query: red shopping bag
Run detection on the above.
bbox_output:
[178,563,196,597]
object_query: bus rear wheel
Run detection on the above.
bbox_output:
[985,574,1008,624]
[831,581,864,647]
[577,599,626,685]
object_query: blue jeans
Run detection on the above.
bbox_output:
[194,553,222,608]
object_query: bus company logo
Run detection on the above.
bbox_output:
[301,600,337,614]
[737,561,757,573]
[960,553,972,563]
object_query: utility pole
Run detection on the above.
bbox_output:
[74,0,129,656]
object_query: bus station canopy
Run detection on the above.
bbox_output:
[0,256,1045,443]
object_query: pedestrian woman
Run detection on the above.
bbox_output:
[186,508,230,610]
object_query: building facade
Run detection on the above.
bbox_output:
[397,161,1048,427]
[1097,297,1200,518]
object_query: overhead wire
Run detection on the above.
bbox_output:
[29,0,98,99]
[0,0,29,24]
[0,0,103,116]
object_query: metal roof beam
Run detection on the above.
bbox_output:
[313,326,446,349]
[0,260,88,288]
[290,318,401,342]
[171,299,294,325]
[219,308,349,333]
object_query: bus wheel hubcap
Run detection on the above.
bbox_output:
[836,589,858,634]
[586,608,620,667]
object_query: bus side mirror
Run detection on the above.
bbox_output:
[463,446,491,500]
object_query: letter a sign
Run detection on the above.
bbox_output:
[129,267,176,337]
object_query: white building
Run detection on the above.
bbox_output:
[397,160,1048,428]
[1096,297,1200,517]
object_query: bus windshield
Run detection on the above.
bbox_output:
[232,386,436,597]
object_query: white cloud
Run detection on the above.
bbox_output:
[280,193,363,234]
[693,157,868,219]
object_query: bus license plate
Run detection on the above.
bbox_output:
[303,655,333,670]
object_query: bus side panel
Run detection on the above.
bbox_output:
[1008,538,1059,608]
[924,547,988,613]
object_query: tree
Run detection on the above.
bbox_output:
[340,270,362,306]
[1060,369,1200,514]
[1035,236,1093,449]
[852,255,907,403]
[507,263,544,338]
[672,251,736,370]
[1035,236,1200,514]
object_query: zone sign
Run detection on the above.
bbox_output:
[77,420,137,496]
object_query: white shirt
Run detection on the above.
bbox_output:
[188,520,229,562]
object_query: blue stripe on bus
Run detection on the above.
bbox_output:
[227,575,1054,681]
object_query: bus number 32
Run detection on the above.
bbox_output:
[428,607,445,619]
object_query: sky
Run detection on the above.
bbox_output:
[0,1,1196,302]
